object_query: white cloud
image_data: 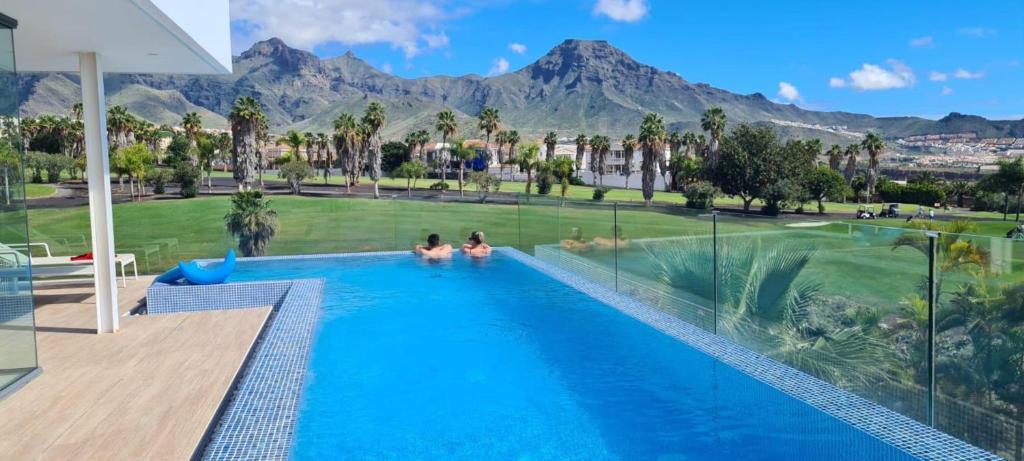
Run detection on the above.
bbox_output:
[487,57,510,77]
[909,36,934,47]
[593,0,649,22]
[777,82,801,102]
[229,0,456,57]
[508,43,527,55]
[828,77,847,88]
[929,71,948,82]
[380,62,393,74]
[831,60,915,91]
[941,86,954,96]
[953,68,985,79]
[958,26,997,37]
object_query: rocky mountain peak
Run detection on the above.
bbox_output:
[239,37,320,70]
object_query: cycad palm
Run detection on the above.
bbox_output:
[229,96,266,191]
[700,107,726,168]
[621,134,637,189]
[435,110,458,191]
[861,132,884,199]
[639,112,666,205]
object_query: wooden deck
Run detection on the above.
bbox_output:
[0,277,271,460]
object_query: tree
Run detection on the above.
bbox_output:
[552,156,575,198]
[494,130,508,181]
[278,159,313,194]
[182,111,202,165]
[224,190,279,257]
[106,105,135,149]
[381,141,408,173]
[700,106,726,168]
[827,144,843,171]
[861,132,884,199]
[639,112,666,206]
[276,130,306,160]
[589,135,609,187]
[363,102,387,198]
[316,132,331,178]
[404,132,420,162]
[979,158,1024,221]
[574,133,587,178]
[506,130,520,181]
[195,136,225,193]
[621,134,637,189]
[543,131,558,161]
[333,113,358,193]
[451,140,478,197]
[478,107,501,166]
[0,139,20,205]
[946,180,974,208]
[713,124,778,211]
[469,170,501,203]
[392,160,427,197]
[435,110,458,192]
[229,96,266,192]
[517,143,540,195]
[843,144,859,184]
[805,166,850,214]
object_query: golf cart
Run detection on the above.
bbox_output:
[879,203,900,218]
[855,205,877,220]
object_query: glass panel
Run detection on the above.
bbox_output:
[0,22,39,392]
[516,195,560,256]
[935,229,1024,459]
[551,199,616,290]
[715,217,928,421]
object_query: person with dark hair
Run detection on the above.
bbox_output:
[461,231,492,257]
[415,233,452,258]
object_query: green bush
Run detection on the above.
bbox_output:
[683,181,717,210]
[173,163,201,198]
[149,169,171,194]
[278,159,313,194]
[592,186,610,201]
[429,181,450,191]
[879,181,946,206]
[536,171,554,195]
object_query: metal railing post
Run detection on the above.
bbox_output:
[713,211,719,335]
[614,202,619,292]
[926,231,938,427]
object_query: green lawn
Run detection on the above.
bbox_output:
[24,184,56,199]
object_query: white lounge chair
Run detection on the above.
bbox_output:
[1,242,137,287]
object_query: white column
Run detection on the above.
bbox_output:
[79,52,119,334]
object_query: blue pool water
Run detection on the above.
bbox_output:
[229,253,917,461]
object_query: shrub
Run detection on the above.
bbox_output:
[149,169,171,194]
[683,181,717,210]
[536,170,554,195]
[568,176,585,186]
[278,159,313,194]
[592,186,610,201]
[429,181,450,191]
[173,163,201,198]
[761,179,800,216]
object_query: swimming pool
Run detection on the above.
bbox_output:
[217,251,930,460]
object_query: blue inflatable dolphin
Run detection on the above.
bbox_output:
[155,250,236,285]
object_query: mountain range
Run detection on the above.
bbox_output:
[17,38,1024,143]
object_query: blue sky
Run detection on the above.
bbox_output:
[229,0,1024,120]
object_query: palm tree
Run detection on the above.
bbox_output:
[363,102,387,198]
[700,107,726,169]
[276,130,306,161]
[506,130,521,181]
[827,144,844,171]
[843,144,859,184]
[543,131,558,162]
[665,131,683,190]
[182,112,202,166]
[574,133,588,179]
[416,129,431,162]
[452,140,477,197]
[494,130,508,181]
[517,144,540,194]
[639,112,667,206]
[435,110,458,191]
[333,113,358,193]
[229,96,266,192]
[589,135,609,187]
[682,132,698,158]
[303,131,315,165]
[621,134,637,189]
[224,190,279,257]
[861,132,884,199]
[404,132,420,161]
[106,105,135,150]
[196,136,220,193]
[478,107,500,167]
[316,132,331,182]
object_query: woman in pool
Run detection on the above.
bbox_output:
[593,225,630,250]
[461,231,492,257]
[414,233,452,258]
[560,227,592,252]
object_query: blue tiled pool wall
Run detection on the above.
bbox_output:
[497,247,999,461]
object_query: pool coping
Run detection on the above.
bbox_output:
[147,248,998,461]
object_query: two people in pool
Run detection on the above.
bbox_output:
[414,231,492,259]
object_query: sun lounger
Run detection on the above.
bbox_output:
[3,242,138,287]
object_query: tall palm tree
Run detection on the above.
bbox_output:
[574,134,588,179]
[435,110,458,191]
[303,131,316,165]
[224,190,279,257]
[182,112,202,165]
[316,132,331,181]
[416,129,431,162]
[404,132,420,161]
[589,135,609,187]
[106,105,134,150]
[621,134,637,189]
[71,102,83,121]
[494,130,508,181]
[543,131,558,162]
[363,102,387,198]
[478,107,501,167]
[861,132,884,199]
[827,144,844,171]
[333,113,358,193]
[229,96,266,192]
[700,107,726,169]
[276,130,306,161]
[682,132,698,158]
[452,140,477,198]
[639,112,667,206]
[844,144,859,185]
[506,130,521,181]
